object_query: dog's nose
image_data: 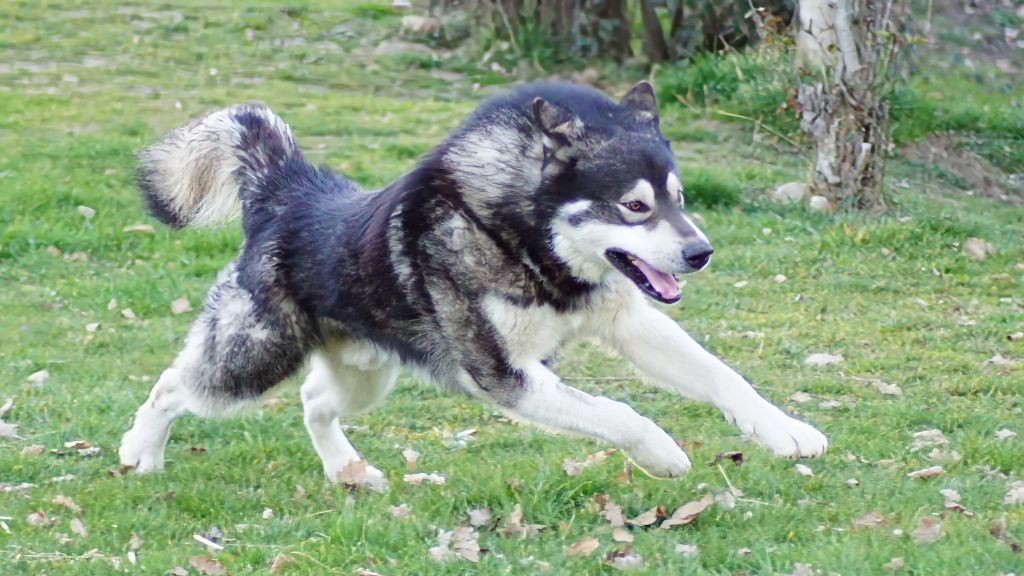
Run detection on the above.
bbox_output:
[683,243,713,269]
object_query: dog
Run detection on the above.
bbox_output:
[119,81,827,488]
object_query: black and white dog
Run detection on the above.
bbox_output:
[120,82,826,488]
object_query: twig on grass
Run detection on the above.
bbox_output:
[717,463,769,506]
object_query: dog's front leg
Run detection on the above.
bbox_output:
[470,360,692,478]
[595,293,827,459]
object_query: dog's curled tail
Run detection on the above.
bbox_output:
[138,102,299,228]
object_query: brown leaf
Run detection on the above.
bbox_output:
[906,466,944,479]
[883,557,904,571]
[402,447,420,471]
[851,511,884,530]
[169,567,189,576]
[500,504,543,539]
[804,352,843,367]
[120,308,137,320]
[661,494,715,529]
[26,511,51,527]
[675,543,699,557]
[0,421,17,439]
[626,506,663,527]
[129,531,144,550]
[52,495,82,513]
[123,224,155,234]
[604,545,644,570]
[189,556,225,575]
[794,463,814,477]
[170,297,192,315]
[70,517,88,538]
[911,517,941,543]
[388,504,410,519]
[467,508,491,527]
[1004,480,1024,506]
[601,500,625,528]
[789,563,815,576]
[612,527,634,543]
[336,460,368,486]
[403,472,445,485]
[451,526,480,563]
[562,458,585,476]
[77,205,96,219]
[564,536,600,557]
[964,237,995,261]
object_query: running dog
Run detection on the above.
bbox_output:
[119,81,827,488]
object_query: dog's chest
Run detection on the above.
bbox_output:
[483,296,583,364]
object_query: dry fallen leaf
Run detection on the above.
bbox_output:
[129,531,144,550]
[1004,481,1024,506]
[804,353,843,367]
[939,488,960,503]
[189,556,225,575]
[995,428,1017,440]
[0,420,17,439]
[170,297,192,315]
[790,392,814,403]
[389,504,411,519]
[78,205,96,219]
[612,527,634,543]
[883,557,904,571]
[907,466,944,480]
[21,445,45,456]
[403,472,445,485]
[851,511,884,530]
[53,495,81,513]
[601,499,625,528]
[563,448,615,476]
[910,429,948,450]
[789,563,815,576]
[794,463,814,478]
[963,237,996,261]
[402,447,420,471]
[500,504,544,539]
[675,543,699,557]
[872,381,903,396]
[26,511,51,527]
[169,567,189,576]
[604,545,644,570]
[911,517,941,543]
[27,369,50,384]
[70,517,88,538]
[467,508,491,527]
[120,308,137,320]
[1007,332,1023,341]
[626,506,663,527]
[564,536,600,557]
[661,494,715,529]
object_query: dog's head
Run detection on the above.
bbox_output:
[540,82,712,303]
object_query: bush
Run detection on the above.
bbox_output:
[656,46,798,136]
[680,166,742,208]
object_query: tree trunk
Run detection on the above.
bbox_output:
[639,0,671,62]
[796,0,895,211]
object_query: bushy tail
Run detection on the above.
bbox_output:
[137,102,299,228]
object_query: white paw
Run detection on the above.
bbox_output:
[625,424,692,479]
[326,461,389,493]
[118,436,165,474]
[732,404,828,459]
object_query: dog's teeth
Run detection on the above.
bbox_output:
[677,279,687,289]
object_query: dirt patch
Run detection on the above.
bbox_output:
[901,133,1023,204]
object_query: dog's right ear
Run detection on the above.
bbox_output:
[532,98,582,143]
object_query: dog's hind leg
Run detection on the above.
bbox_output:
[300,340,399,490]
[120,263,313,473]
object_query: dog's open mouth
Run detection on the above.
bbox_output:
[606,250,681,303]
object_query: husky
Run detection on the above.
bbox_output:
[119,81,827,488]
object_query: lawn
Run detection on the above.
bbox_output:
[1,1,1022,574]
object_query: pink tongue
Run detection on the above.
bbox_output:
[633,258,680,300]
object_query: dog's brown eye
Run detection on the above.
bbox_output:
[622,200,649,213]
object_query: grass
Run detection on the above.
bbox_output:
[2,1,1023,574]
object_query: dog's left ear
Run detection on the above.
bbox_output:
[532,97,582,143]
[620,81,659,124]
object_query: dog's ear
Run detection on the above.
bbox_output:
[532,97,582,142]
[620,81,659,124]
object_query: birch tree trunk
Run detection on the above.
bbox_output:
[796,0,895,210]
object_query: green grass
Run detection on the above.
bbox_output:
[2,2,1023,575]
